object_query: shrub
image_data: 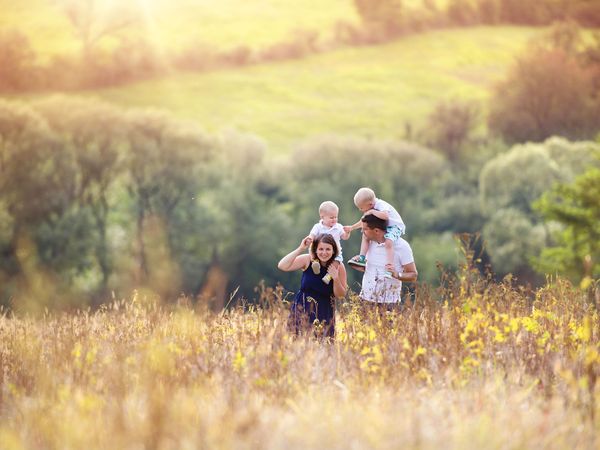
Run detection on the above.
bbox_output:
[488,48,599,144]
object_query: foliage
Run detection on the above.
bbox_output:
[54,0,141,58]
[286,136,449,228]
[480,141,562,216]
[2,0,564,94]
[479,137,599,278]
[0,30,39,91]
[482,208,547,277]
[6,26,538,151]
[424,191,484,233]
[534,157,600,282]
[410,232,459,283]
[488,25,600,144]
[200,132,295,299]
[124,109,216,297]
[425,99,479,164]
[353,0,404,37]
[1,90,599,307]
[33,96,128,292]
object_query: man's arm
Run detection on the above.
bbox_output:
[392,262,417,282]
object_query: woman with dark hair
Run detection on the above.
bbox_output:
[278,233,348,337]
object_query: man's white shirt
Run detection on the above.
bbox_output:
[360,237,414,303]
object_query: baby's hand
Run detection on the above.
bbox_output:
[343,225,353,234]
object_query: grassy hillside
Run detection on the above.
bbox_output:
[2,0,543,152]
[73,26,541,153]
[0,0,359,58]
[1,0,453,56]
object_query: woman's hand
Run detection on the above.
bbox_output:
[278,239,312,272]
[327,264,339,281]
[300,235,313,250]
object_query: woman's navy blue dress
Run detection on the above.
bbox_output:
[290,263,335,337]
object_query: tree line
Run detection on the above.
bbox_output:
[2,0,600,92]
[1,94,598,311]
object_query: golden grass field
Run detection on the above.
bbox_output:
[1,276,598,449]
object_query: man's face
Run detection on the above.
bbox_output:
[361,222,379,241]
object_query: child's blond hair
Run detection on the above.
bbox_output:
[353,187,375,207]
[319,201,339,215]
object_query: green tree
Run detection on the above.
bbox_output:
[426,99,479,164]
[479,137,599,279]
[488,24,600,144]
[489,48,599,144]
[34,96,127,295]
[55,0,139,60]
[124,109,215,297]
[482,208,546,278]
[534,157,600,282]
[197,132,294,305]
[0,100,92,307]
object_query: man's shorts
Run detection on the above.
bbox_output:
[384,224,405,242]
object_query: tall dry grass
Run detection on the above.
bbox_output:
[0,277,598,449]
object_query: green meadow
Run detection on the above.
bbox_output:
[77,26,540,152]
[2,0,543,152]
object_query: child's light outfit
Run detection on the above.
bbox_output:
[310,221,345,262]
[374,198,405,241]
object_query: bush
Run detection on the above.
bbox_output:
[488,48,600,144]
[425,99,479,163]
[353,0,404,37]
[0,30,39,91]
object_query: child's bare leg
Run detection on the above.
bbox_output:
[359,233,369,258]
[349,234,368,267]
[385,238,394,272]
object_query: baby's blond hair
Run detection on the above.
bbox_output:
[353,187,375,207]
[319,201,339,215]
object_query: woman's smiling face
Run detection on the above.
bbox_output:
[316,242,334,263]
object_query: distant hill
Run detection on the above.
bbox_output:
[1,1,547,152]
[65,26,541,152]
[0,0,359,59]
